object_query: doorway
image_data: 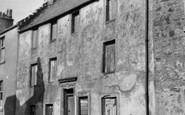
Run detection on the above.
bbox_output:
[64,88,74,115]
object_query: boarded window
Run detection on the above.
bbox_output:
[49,58,57,82]
[46,104,53,115]
[30,105,36,115]
[103,40,115,73]
[71,11,80,33]
[50,21,57,41]
[79,97,88,115]
[30,64,38,86]
[106,0,117,21]
[102,97,117,115]
[0,81,3,107]
[0,36,5,61]
[32,29,38,49]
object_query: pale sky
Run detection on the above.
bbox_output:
[0,0,45,24]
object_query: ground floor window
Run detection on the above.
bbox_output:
[102,97,117,115]
[79,97,88,115]
[46,104,53,115]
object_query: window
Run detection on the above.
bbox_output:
[0,36,5,61]
[102,97,117,115]
[71,11,80,33]
[49,58,57,82]
[50,21,57,42]
[46,104,53,115]
[103,40,115,73]
[30,105,36,115]
[0,81,3,107]
[64,89,74,115]
[79,97,88,115]
[32,29,38,49]
[106,0,117,21]
[30,64,38,86]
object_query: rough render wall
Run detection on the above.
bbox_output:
[153,0,185,115]
[16,0,147,115]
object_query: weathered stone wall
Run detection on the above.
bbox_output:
[16,0,147,115]
[153,0,185,114]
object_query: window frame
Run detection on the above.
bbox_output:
[71,10,80,34]
[105,0,117,22]
[31,28,38,49]
[102,39,116,74]
[50,20,57,42]
[0,36,5,62]
[49,57,57,82]
[101,96,117,115]
[45,104,54,115]
[30,63,38,87]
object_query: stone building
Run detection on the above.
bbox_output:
[15,0,185,115]
[0,10,18,115]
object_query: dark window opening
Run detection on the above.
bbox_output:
[64,88,74,115]
[79,97,88,115]
[46,104,53,115]
[30,105,36,115]
[102,97,117,115]
[103,39,116,73]
[49,57,57,82]
[0,36,5,61]
[30,64,38,86]
[71,11,79,33]
[0,81,3,107]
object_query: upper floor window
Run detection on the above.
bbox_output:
[50,21,57,42]
[106,0,117,21]
[103,40,115,73]
[30,64,38,86]
[0,36,5,62]
[31,29,38,49]
[49,58,57,82]
[71,11,80,33]
[0,81,3,107]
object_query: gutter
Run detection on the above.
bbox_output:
[145,0,149,114]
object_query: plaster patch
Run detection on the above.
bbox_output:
[118,73,137,91]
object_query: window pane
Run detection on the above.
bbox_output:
[51,23,57,40]
[49,59,57,82]
[0,49,4,61]
[79,97,88,115]
[32,30,38,48]
[46,104,53,115]
[31,64,37,86]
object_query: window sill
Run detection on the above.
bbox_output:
[0,60,5,65]
[105,19,116,25]
[50,39,56,43]
[103,71,115,75]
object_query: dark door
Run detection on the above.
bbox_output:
[64,89,74,115]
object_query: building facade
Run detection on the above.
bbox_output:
[15,0,185,115]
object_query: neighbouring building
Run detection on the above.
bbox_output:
[15,0,185,115]
[0,9,13,33]
[0,10,18,115]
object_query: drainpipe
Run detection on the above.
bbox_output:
[145,0,149,114]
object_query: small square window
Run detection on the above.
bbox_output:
[79,97,88,115]
[30,64,38,86]
[106,0,117,21]
[103,40,116,73]
[71,11,80,33]
[46,104,53,115]
[0,37,5,61]
[50,21,57,42]
[31,29,38,49]
[49,58,57,82]
[30,105,36,115]
[102,97,117,115]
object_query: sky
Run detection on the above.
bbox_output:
[0,0,45,24]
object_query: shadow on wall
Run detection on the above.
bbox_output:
[4,57,45,115]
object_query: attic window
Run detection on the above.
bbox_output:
[50,20,57,42]
[71,11,80,33]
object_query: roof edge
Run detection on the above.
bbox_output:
[0,24,17,35]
